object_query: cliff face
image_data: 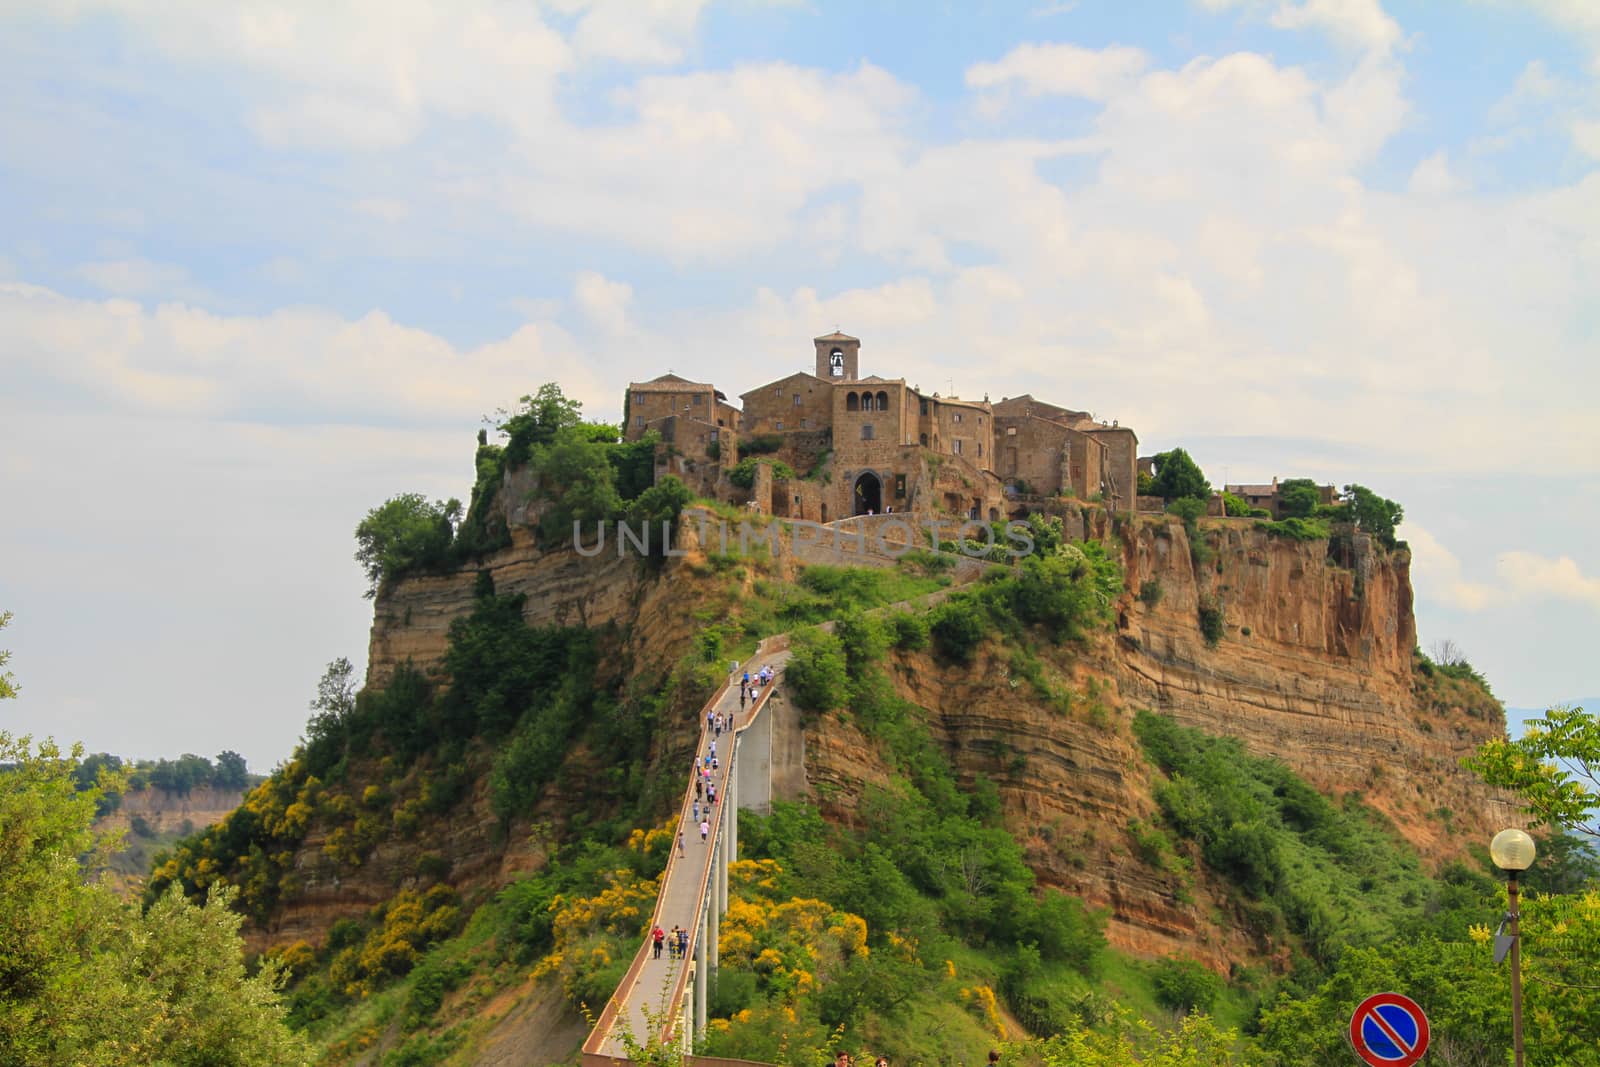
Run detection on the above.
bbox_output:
[798,516,1510,965]
[353,510,1505,968]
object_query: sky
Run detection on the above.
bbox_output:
[1,0,1597,772]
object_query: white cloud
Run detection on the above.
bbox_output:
[1400,526,1600,616]
[76,257,191,296]
[1404,524,1495,611]
[1269,0,1402,56]
[965,43,1149,100]
[1407,149,1466,194]
[1497,552,1600,612]
[566,0,711,64]
[1573,119,1600,159]
[574,270,635,335]
[0,282,612,425]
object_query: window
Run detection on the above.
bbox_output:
[954,412,962,423]
[953,440,963,455]
[895,474,906,497]
[1006,426,1016,436]
[920,399,929,416]
[876,391,888,410]
[846,392,860,412]
[634,415,645,427]
[801,418,810,429]
[919,433,928,446]
[861,393,874,412]
[861,424,875,440]
[776,420,784,430]
[634,392,645,404]
[710,429,718,441]
[693,394,704,405]
[794,393,802,407]
[977,442,982,457]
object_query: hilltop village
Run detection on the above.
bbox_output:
[625,331,1312,523]
[626,331,1144,524]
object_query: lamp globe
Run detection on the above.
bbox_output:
[1490,828,1537,872]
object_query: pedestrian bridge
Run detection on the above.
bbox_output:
[579,633,792,1066]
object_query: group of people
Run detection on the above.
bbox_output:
[649,923,690,961]
[739,663,776,710]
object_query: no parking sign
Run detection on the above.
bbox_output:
[1349,992,1430,1067]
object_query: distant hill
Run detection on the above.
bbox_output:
[1506,698,1599,738]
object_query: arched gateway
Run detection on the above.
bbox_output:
[853,472,882,516]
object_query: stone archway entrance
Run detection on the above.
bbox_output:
[853,472,882,516]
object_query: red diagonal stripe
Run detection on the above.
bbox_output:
[1366,1006,1415,1056]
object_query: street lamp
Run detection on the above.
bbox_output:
[1490,828,1536,1067]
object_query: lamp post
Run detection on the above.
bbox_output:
[1490,828,1536,1067]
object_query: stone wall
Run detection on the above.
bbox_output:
[740,373,832,436]
[625,385,717,439]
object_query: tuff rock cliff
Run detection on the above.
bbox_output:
[351,508,1508,968]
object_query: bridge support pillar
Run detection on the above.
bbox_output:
[695,903,708,1035]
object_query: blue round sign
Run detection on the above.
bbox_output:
[1348,992,1429,1067]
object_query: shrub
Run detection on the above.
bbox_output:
[1139,579,1163,607]
[785,627,849,712]
[728,457,796,489]
[1256,517,1329,541]
[889,612,929,651]
[1221,491,1252,517]
[740,433,785,455]
[1166,497,1206,526]
[929,597,987,665]
[1197,594,1224,646]
[1152,957,1223,1014]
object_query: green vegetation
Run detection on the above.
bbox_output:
[1134,712,1443,965]
[0,734,310,1065]
[1254,516,1329,541]
[1276,478,1320,519]
[355,493,461,598]
[1149,448,1210,503]
[1138,579,1163,607]
[0,610,16,700]
[1196,594,1224,646]
[728,456,796,489]
[739,432,785,455]
[148,585,604,922]
[1339,483,1404,549]
[1469,703,1599,841]
[1220,491,1251,517]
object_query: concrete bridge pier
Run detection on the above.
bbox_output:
[695,902,708,1035]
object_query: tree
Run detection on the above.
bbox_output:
[1469,704,1599,843]
[1150,448,1210,502]
[1340,483,1403,548]
[1276,478,1320,518]
[498,382,584,466]
[213,750,250,791]
[354,493,460,597]
[532,428,625,546]
[0,733,312,1065]
[1,610,16,700]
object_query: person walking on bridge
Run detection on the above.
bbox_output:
[700,818,710,843]
[652,925,665,959]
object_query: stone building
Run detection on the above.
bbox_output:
[628,331,1137,523]
[992,395,1138,509]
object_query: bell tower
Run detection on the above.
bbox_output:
[814,331,860,381]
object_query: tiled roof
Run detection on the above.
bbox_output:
[630,375,714,393]
[814,331,858,342]
[1226,484,1278,496]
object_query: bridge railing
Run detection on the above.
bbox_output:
[581,633,788,1064]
